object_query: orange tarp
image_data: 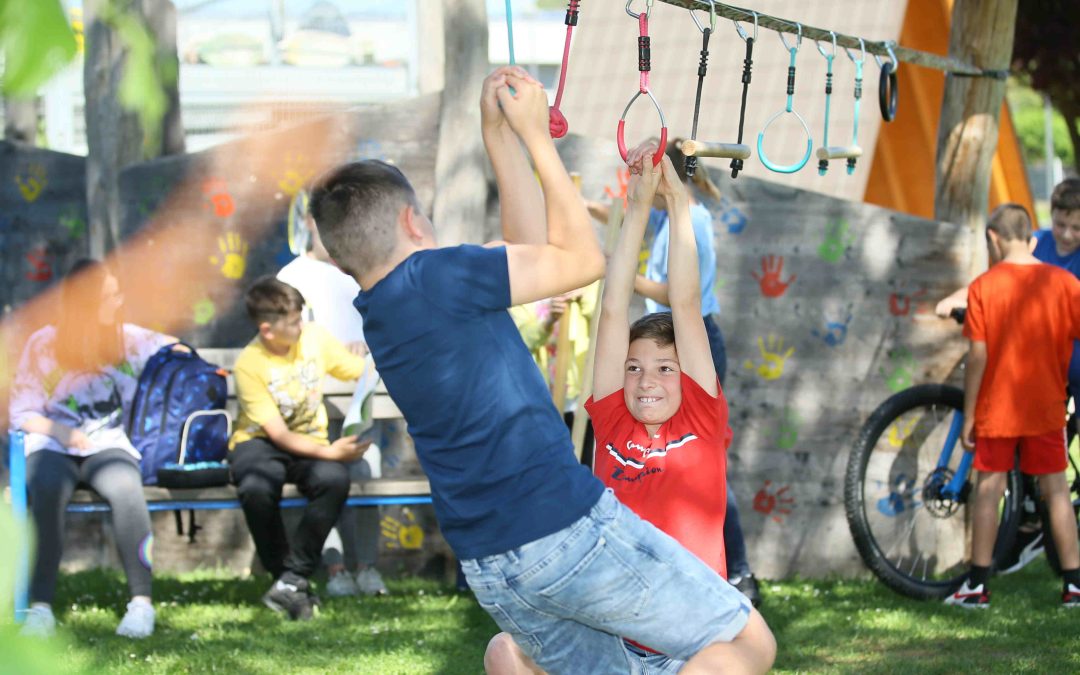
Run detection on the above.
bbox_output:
[864,0,1034,221]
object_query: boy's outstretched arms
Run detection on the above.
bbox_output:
[481,67,547,246]
[658,157,717,396]
[592,143,662,401]
[491,71,604,305]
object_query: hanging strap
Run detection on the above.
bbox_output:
[730,12,757,178]
[549,0,581,138]
[685,26,711,178]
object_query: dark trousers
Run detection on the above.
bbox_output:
[230,438,350,579]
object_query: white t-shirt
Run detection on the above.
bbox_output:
[9,324,172,458]
[277,255,365,345]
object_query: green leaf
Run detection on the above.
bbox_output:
[0,0,77,97]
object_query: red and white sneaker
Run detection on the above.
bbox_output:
[944,580,990,609]
[1062,583,1080,608]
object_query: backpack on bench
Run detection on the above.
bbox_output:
[128,343,231,488]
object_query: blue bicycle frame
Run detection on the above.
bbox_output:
[935,409,974,500]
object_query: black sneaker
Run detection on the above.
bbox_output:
[730,574,761,608]
[998,527,1044,575]
[1063,583,1080,608]
[944,580,990,609]
[263,574,315,621]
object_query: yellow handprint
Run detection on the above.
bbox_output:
[15,163,47,202]
[209,232,249,279]
[381,509,424,550]
[887,416,919,448]
[744,334,795,381]
[278,153,314,198]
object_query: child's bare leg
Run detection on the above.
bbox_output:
[484,633,546,675]
[679,608,776,675]
[971,471,1008,567]
[1037,472,1080,571]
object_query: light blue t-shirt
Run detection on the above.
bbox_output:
[644,203,722,316]
[1033,228,1080,391]
[353,245,603,559]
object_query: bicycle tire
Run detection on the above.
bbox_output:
[845,384,1022,599]
[1038,439,1080,577]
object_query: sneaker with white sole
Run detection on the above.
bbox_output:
[1063,583,1080,608]
[326,570,360,597]
[263,574,315,621]
[115,600,155,638]
[355,567,388,596]
[998,527,1044,575]
[945,580,990,609]
[20,605,56,638]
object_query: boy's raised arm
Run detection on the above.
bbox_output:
[660,157,717,396]
[481,67,546,246]
[496,73,604,305]
[592,144,661,401]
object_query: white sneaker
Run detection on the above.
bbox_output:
[355,567,388,596]
[20,605,56,638]
[326,570,360,597]
[116,600,155,638]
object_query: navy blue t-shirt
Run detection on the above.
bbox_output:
[1034,229,1080,392]
[354,245,603,559]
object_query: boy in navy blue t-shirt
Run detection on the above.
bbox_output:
[311,67,773,673]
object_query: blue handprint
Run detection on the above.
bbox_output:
[811,309,854,348]
[876,473,920,516]
[719,196,748,234]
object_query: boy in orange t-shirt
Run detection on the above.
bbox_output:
[945,204,1080,609]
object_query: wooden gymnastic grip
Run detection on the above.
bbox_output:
[681,140,751,160]
[815,145,863,161]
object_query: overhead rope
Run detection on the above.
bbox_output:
[655,0,1008,79]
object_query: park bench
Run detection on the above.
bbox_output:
[5,347,433,620]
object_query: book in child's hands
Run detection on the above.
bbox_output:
[343,355,380,439]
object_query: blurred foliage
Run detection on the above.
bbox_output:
[0,0,78,97]
[1007,78,1075,168]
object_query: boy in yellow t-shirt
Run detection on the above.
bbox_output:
[229,276,367,620]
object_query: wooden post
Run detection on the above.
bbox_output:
[572,199,624,464]
[551,172,584,412]
[431,0,489,245]
[933,0,1018,275]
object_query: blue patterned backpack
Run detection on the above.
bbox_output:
[128,343,230,485]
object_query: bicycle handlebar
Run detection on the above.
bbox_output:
[949,307,966,325]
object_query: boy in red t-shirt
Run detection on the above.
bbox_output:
[945,204,1080,609]
[482,147,775,674]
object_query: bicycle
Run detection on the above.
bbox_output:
[844,308,1080,600]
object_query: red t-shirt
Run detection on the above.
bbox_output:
[964,262,1080,437]
[585,372,732,578]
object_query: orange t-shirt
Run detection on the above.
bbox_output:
[964,262,1080,437]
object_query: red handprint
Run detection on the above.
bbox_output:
[888,287,928,317]
[753,480,794,523]
[751,255,796,298]
[202,177,235,218]
[25,246,52,282]
[604,167,630,206]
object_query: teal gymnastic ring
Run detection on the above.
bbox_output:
[756,109,813,174]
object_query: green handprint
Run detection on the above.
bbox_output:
[744,334,795,381]
[59,207,85,238]
[879,348,917,393]
[818,218,855,263]
[777,408,800,450]
[193,297,216,326]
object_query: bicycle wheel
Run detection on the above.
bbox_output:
[1039,420,1080,576]
[845,384,1023,599]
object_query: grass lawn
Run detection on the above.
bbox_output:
[4,564,1080,674]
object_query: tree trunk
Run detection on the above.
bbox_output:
[1065,108,1080,177]
[84,0,183,258]
[3,98,37,145]
[933,0,1018,273]
[140,0,184,156]
[431,0,489,245]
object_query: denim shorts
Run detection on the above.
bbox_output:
[461,489,751,674]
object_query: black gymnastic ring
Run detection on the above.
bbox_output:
[879,61,898,122]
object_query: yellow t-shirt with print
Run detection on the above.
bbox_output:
[230,323,365,449]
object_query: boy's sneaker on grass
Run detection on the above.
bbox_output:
[356,567,388,596]
[998,528,1044,575]
[1063,583,1080,608]
[945,580,990,609]
[263,574,315,621]
[326,570,360,597]
[115,599,155,638]
[20,605,56,638]
[729,574,761,608]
